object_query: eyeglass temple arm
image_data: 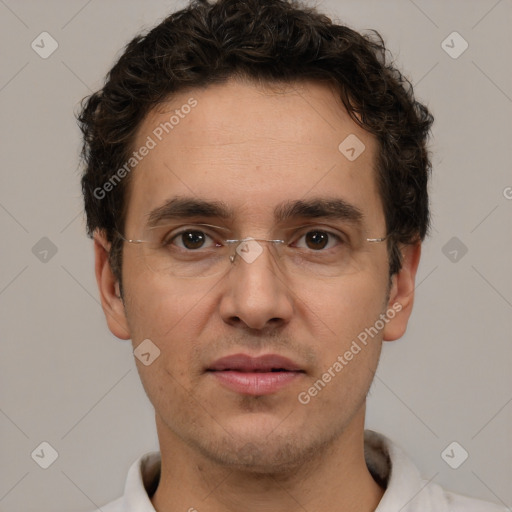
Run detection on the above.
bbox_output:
[119,233,388,244]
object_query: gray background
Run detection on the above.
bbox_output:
[0,0,511,510]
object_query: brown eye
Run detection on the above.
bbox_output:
[160,225,227,252]
[305,231,329,250]
[180,231,207,249]
[292,228,344,251]
[164,230,216,250]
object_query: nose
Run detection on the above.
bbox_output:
[218,240,294,331]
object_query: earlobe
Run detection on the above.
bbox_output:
[382,242,421,342]
[93,230,131,340]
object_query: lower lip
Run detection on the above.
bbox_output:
[209,371,303,395]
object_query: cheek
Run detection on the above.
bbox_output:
[123,257,211,338]
[122,260,231,367]
[123,273,212,411]
[298,270,388,340]
[296,277,386,415]
[296,272,387,397]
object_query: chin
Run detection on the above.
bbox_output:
[192,425,330,476]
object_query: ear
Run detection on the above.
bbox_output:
[382,241,421,342]
[93,229,131,340]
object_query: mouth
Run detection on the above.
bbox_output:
[206,353,305,396]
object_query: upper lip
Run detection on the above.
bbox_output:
[207,353,304,373]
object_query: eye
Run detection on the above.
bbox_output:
[164,229,220,250]
[293,229,344,251]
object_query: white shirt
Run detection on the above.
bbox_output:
[95,430,507,511]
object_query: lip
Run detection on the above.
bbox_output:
[208,353,303,372]
[206,353,305,396]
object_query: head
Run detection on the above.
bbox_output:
[80,0,433,472]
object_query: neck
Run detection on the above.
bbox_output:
[150,410,384,512]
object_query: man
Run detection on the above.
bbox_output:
[78,0,505,510]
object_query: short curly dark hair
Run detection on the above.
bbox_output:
[78,0,433,286]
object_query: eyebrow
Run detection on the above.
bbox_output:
[145,196,364,228]
[146,198,234,228]
[275,198,363,225]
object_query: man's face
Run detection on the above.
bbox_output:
[103,79,409,471]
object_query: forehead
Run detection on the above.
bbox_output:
[124,78,383,232]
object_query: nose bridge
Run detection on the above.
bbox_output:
[229,238,286,288]
[219,238,293,329]
[228,238,283,266]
